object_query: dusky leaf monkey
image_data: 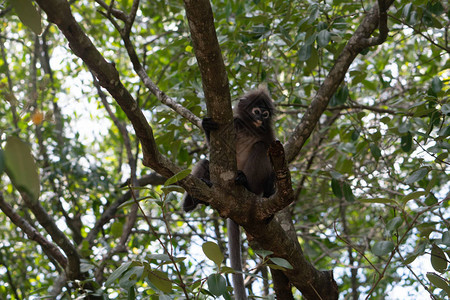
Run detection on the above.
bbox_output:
[183,86,276,300]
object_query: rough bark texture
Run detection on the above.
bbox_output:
[183,0,236,193]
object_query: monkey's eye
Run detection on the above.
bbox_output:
[252,108,261,115]
[262,111,270,118]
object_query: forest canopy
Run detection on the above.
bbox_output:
[0,0,449,299]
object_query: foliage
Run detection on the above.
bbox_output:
[0,0,449,299]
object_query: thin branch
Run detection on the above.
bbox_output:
[389,14,450,53]
[94,0,127,22]
[284,0,395,163]
[96,5,202,129]
[414,138,450,166]
[279,102,412,116]
[85,172,165,246]
[0,192,68,269]
[19,192,81,279]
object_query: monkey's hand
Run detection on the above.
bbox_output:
[201,178,213,188]
[202,117,219,131]
[235,170,249,187]
[202,117,219,142]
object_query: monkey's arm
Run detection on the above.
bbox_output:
[236,141,275,197]
[202,117,219,143]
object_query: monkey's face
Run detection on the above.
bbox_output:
[250,106,271,128]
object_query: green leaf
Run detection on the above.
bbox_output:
[164,169,191,186]
[298,44,312,61]
[427,1,445,16]
[370,143,382,161]
[148,270,172,293]
[425,176,437,194]
[430,76,443,94]
[207,273,227,296]
[128,285,135,300]
[427,272,450,294]
[401,191,427,204]
[111,222,124,238]
[330,86,349,106]
[343,182,355,202]
[404,167,430,185]
[442,231,450,246]
[202,241,224,266]
[11,0,42,35]
[305,47,319,71]
[402,3,413,19]
[106,262,132,286]
[4,136,40,202]
[161,185,186,194]
[254,250,273,260]
[267,263,287,270]
[307,4,319,24]
[372,241,394,256]
[401,132,412,152]
[268,257,293,269]
[386,217,403,233]
[221,266,235,274]
[330,170,344,180]
[351,129,360,141]
[331,179,342,198]
[317,30,331,47]
[404,254,418,265]
[120,266,144,289]
[431,244,447,273]
[147,254,172,262]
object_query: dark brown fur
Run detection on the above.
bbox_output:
[183,87,276,299]
[234,87,275,197]
[183,87,276,210]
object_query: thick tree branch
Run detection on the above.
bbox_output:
[255,141,294,219]
[183,0,236,194]
[284,0,395,162]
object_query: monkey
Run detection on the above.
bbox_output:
[183,87,276,211]
[233,87,276,198]
[182,87,276,300]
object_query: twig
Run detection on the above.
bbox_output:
[129,185,191,298]
[0,192,68,269]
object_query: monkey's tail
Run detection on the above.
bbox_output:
[228,219,247,300]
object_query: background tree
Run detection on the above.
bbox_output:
[0,0,449,299]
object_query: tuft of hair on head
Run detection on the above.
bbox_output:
[237,85,275,115]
